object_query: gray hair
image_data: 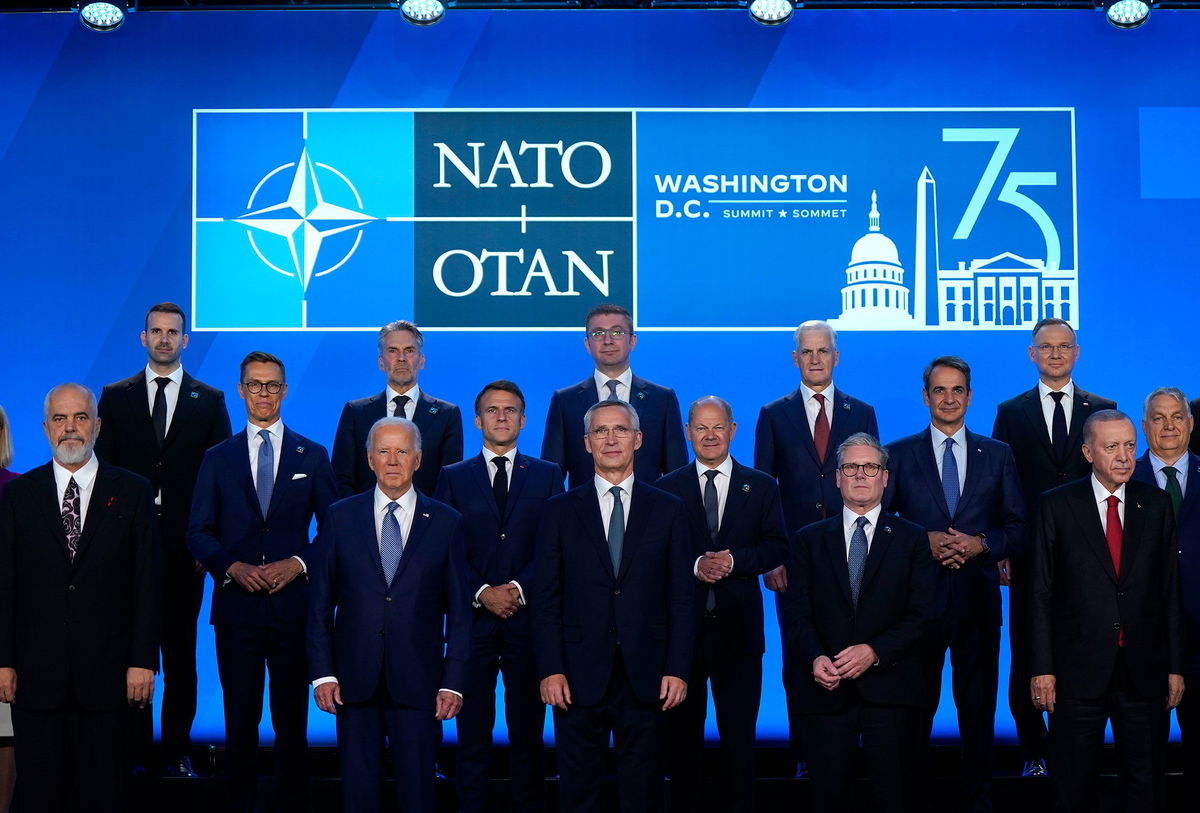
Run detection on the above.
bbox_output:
[376,320,425,355]
[686,395,734,425]
[836,432,889,468]
[366,416,423,453]
[43,383,97,421]
[583,400,641,436]
[1082,409,1133,448]
[1143,387,1191,420]
[793,319,838,352]
[0,404,12,469]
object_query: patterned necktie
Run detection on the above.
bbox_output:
[812,392,830,463]
[1049,391,1068,462]
[392,394,410,419]
[1105,495,1124,646]
[381,500,403,585]
[941,437,960,519]
[703,470,720,611]
[152,376,170,446]
[492,456,509,516]
[606,380,620,402]
[607,485,624,574]
[61,476,81,562]
[1164,466,1183,521]
[848,515,869,607]
[256,428,274,517]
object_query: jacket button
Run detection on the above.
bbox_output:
[500,533,506,541]
[614,589,621,596]
[609,627,617,634]
[385,597,393,602]
[68,585,76,592]
[815,502,824,511]
[1117,591,1125,598]
[1113,623,1121,630]
[820,473,826,479]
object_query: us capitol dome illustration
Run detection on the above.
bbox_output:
[830,190,916,328]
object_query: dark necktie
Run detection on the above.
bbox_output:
[941,437,960,519]
[607,485,624,574]
[1164,466,1183,521]
[1105,495,1124,645]
[492,456,509,516]
[256,428,274,517]
[392,394,410,419]
[812,392,830,463]
[381,501,402,585]
[152,376,170,446]
[1049,391,1068,462]
[702,470,720,612]
[61,476,81,562]
[848,515,869,607]
[605,380,620,402]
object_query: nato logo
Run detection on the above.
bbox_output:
[193,110,414,330]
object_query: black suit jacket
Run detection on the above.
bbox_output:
[540,375,687,489]
[754,387,878,533]
[332,390,463,499]
[1133,452,1200,677]
[655,459,787,655]
[992,385,1116,515]
[782,513,936,713]
[0,462,159,710]
[96,370,231,549]
[1031,477,1184,699]
[531,480,695,706]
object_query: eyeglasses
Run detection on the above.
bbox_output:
[243,380,283,394]
[1033,343,1076,356]
[838,462,883,477]
[587,328,629,341]
[589,426,633,439]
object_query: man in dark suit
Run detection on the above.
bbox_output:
[533,399,695,813]
[783,432,936,813]
[332,319,463,498]
[991,317,1115,776]
[884,355,1026,813]
[309,416,469,813]
[657,396,787,813]
[1031,410,1184,812]
[433,381,563,813]
[754,319,878,777]
[541,304,687,489]
[1133,388,1199,809]
[0,383,159,811]
[95,301,231,777]
[187,351,336,813]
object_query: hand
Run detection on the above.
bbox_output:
[0,667,15,703]
[314,682,342,714]
[540,674,572,710]
[697,551,733,583]
[832,644,877,680]
[660,676,687,710]
[945,529,985,562]
[763,564,788,593]
[435,690,463,720]
[812,656,840,691]
[193,558,206,574]
[127,667,155,707]
[1168,674,1186,710]
[479,585,521,618]
[227,561,273,592]
[929,531,964,569]
[996,558,1012,587]
[1031,674,1056,714]
[262,558,304,594]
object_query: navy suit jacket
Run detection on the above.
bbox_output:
[531,480,695,706]
[187,426,337,627]
[307,490,470,707]
[1133,451,1200,676]
[434,451,564,617]
[540,375,687,489]
[754,387,878,534]
[655,459,787,655]
[992,385,1116,516]
[332,390,463,499]
[782,514,936,713]
[884,427,1026,626]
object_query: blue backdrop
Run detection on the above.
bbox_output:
[1,7,1197,745]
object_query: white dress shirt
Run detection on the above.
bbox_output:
[800,382,836,436]
[694,456,735,574]
[386,384,421,420]
[842,504,883,559]
[1038,379,1075,440]
[593,368,633,404]
[144,364,184,434]
[1150,451,1189,496]
[1091,475,1126,533]
[595,472,635,532]
[53,454,100,529]
[246,420,283,488]
[930,425,968,494]
[374,484,417,551]
[474,447,525,606]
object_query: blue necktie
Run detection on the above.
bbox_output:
[848,515,868,607]
[381,501,402,585]
[606,380,620,401]
[941,437,959,519]
[607,485,624,574]
[256,428,274,517]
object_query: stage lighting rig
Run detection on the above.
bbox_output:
[1098,0,1153,27]
[78,1,129,31]
[400,0,445,24]
[748,0,794,25]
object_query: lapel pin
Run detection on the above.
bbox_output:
[883,525,892,533]
[636,391,645,400]
[296,446,305,454]
[429,406,439,414]
[842,401,850,410]
[741,484,751,492]
[1135,502,1142,509]
[189,391,199,399]
[106,496,115,508]
[422,512,430,518]
[1082,401,1090,407]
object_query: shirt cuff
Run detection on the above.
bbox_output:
[509,580,526,605]
[439,688,463,699]
[473,584,490,608]
[312,676,337,687]
[292,555,307,575]
[693,556,704,577]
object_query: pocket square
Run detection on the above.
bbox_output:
[291,473,308,480]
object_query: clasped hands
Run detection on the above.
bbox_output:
[696,550,734,584]
[812,644,878,690]
[928,530,985,570]
[479,584,522,619]
[227,558,303,594]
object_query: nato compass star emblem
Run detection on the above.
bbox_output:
[234,145,376,300]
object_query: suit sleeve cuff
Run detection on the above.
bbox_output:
[693,556,704,577]
[312,676,337,688]
[473,584,490,608]
[439,688,463,699]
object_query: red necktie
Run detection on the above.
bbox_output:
[813,392,830,463]
[1105,495,1124,646]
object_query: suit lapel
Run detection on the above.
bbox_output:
[782,389,821,467]
[392,495,431,587]
[162,372,199,450]
[468,454,501,522]
[266,429,305,517]
[915,431,952,521]
[123,374,159,449]
[823,521,854,609]
[957,432,986,512]
[1065,390,1095,458]
[230,431,260,516]
[1018,389,1056,464]
[574,486,615,580]
[827,389,854,445]
[1118,486,1146,583]
[507,454,531,512]
[1069,484,1119,584]
[860,516,895,594]
[36,465,72,559]
[353,494,388,586]
[1180,453,1200,529]
[74,466,117,562]
[618,483,651,581]
[717,462,752,545]
[629,375,649,415]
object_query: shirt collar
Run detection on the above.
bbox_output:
[1150,451,1188,473]
[1038,379,1074,402]
[593,368,633,394]
[595,472,635,499]
[842,503,883,533]
[1090,473,1127,504]
[53,453,99,492]
[483,447,518,466]
[386,384,421,406]
[695,455,734,481]
[930,423,968,447]
[247,419,284,440]
[799,382,836,404]
[375,484,417,515]
[144,364,184,386]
